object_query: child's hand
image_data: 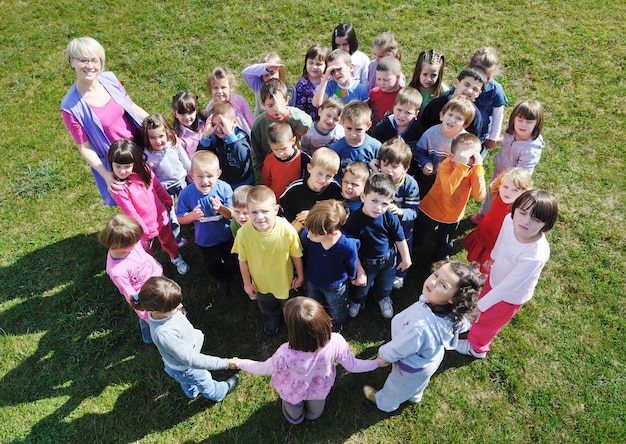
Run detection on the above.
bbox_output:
[295,210,309,225]
[228,358,240,369]
[482,259,493,272]
[422,163,434,175]
[471,152,483,166]
[190,204,204,221]
[388,203,403,217]
[370,158,381,172]
[244,281,258,298]
[265,63,284,73]
[469,306,481,323]
[291,274,304,290]
[396,258,412,272]
[210,196,223,212]
[456,149,473,166]
[376,356,391,368]
[352,272,367,287]
[324,63,340,80]
[291,219,303,233]
[484,139,498,150]
[213,114,236,137]
[203,115,215,138]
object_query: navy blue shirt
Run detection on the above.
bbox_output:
[342,207,405,259]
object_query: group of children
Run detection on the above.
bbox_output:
[93,24,560,422]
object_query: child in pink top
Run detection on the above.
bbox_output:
[172,91,205,162]
[233,297,384,424]
[107,139,189,275]
[98,214,163,343]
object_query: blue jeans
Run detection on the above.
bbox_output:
[350,252,396,306]
[139,318,152,344]
[305,280,349,331]
[164,365,228,402]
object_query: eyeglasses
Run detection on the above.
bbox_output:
[75,57,101,66]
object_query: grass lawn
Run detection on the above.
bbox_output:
[0,0,625,442]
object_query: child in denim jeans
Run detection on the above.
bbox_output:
[303,200,360,333]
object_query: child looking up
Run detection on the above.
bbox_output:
[300,96,345,156]
[250,79,312,170]
[341,161,370,213]
[233,297,384,424]
[98,214,163,344]
[412,96,475,197]
[205,66,255,136]
[419,65,486,138]
[367,32,403,92]
[377,137,420,290]
[312,49,369,108]
[172,91,204,161]
[133,277,239,401]
[343,174,412,319]
[262,121,311,200]
[464,167,533,275]
[303,200,361,332]
[230,184,253,240]
[243,52,296,117]
[471,100,545,223]
[413,133,486,261]
[456,190,558,359]
[470,47,508,152]
[408,50,449,113]
[279,148,343,233]
[141,113,191,247]
[373,86,424,145]
[198,101,255,190]
[295,44,329,121]
[330,100,381,179]
[107,139,189,275]
[331,23,370,86]
[369,56,403,127]
[176,151,236,297]
[232,186,304,336]
[363,260,480,412]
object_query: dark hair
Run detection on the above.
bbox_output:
[134,276,183,312]
[511,189,558,232]
[364,173,395,198]
[267,121,295,144]
[408,49,446,98]
[107,139,151,187]
[457,65,487,85]
[332,23,359,54]
[260,78,289,103]
[171,91,201,132]
[302,44,329,78]
[506,100,544,140]
[429,260,481,329]
[378,136,412,168]
[284,297,331,352]
[141,113,177,151]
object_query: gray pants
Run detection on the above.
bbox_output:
[282,399,326,424]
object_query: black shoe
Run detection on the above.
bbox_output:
[225,374,239,395]
[216,280,230,296]
[264,317,281,336]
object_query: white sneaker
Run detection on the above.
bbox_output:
[171,255,189,275]
[455,339,486,359]
[392,277,404,289]
[378,297,393,319]
[348,302,361,318]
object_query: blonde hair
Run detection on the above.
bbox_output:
[372,32,401,60]
[470,47,500,76]
[310,147,340,174]
[267,121,295,144]
[260,52,287,84]
[66,37,105,70]
[378,137,412,168]
[320,96,345,114]
[98,214,143,249]
[340,100,371,126]
[207,66,237,94]
[441,97,476,125]
[232,185,253,208]
[343,161,370,183]
[210,101,236,120]
[191,150,220,172]
[305,199,347,235]
[247,185,276,206]
[490,167,533,196]
[394,86,422,112]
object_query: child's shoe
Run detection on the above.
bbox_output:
[469,213,485,224]
[171,255,189,275]
[348,302,362,318]
[363,385,378,404]
[378,297,394,319]
[455,339,486,359]
[225,374,240,395]
[264,316,281,336]
[392,276,404,289]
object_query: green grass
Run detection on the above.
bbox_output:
[1,0,625,442]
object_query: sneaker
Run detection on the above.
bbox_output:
[171,255,189,275]
[455,339,486,359]
[177,237,188,249]
[469,213,485,224]
[264,316,280,336]
[225,374,240,395]
[378,297,393,319]
[392,276,404,289]
[348,302,362,318]
[216,280,230,297]
[363,385,378,404]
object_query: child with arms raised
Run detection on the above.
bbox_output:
[107,139,189,274]
[262,121,310,200]
[250,79,312,170]
[343,174,412,320]
[205,66,254,136]
[464,168,533,274]
[456,190,558,359]
[331,23,370,86]
[373,86,424,145]
[232,185,304,336]
[363,260,480,412]
[408,50,449,113]
[99,214,163,343]
[303,200,361,333]
[198,101,255,190]
[368,56,403,127]
[172,91,204,161]
[300,96,345,156]
[133,276,240,401]
[233,297,384,424]
[243,53,296,117]
[295,44,329,121]
[176,151,237,296]
[413,133,486,261]
[311,49,369,108]
[367,32,403,92]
